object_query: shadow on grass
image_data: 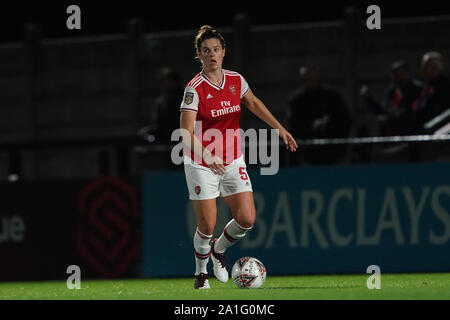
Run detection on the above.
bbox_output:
[260,285,361,290]
[219,285,361,290]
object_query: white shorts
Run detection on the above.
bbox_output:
[183,155,253,200]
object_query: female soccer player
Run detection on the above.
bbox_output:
[180,25,298,289]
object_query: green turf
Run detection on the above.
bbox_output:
[0,273,449,300]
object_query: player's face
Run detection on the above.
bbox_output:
[197,38,225,72]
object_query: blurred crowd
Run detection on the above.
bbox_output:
[287,51,450,165]
[142,51,450,166]
[359,52,450,137]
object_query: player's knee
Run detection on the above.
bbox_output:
[236,212,255,229]
[197,220,215,235]
[240,218,255,229]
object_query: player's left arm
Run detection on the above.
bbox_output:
[242,89,298,152]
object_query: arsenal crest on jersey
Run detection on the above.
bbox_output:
[195,185,201,195]
[229,85,236,95]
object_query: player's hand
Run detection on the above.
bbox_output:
[279,128,299,152]
[203,151,226,175]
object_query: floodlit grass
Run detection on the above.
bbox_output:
[0,273,449,300]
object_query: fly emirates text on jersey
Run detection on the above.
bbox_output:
[211,101,241,118]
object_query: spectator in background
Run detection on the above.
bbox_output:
[139,67,184,143]
[360,60,423,136]
[287,66,353,165]
[416,51,450,134]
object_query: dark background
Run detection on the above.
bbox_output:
[2,0,450,43]
[1,0,450,282]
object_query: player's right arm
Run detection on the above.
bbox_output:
[180,110,225,175]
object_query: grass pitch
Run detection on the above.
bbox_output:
[0,273,449,300]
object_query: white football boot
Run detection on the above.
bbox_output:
[210,239,229,283]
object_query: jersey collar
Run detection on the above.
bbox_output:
[201,70,226,90]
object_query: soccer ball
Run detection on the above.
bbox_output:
[231,257,267,289]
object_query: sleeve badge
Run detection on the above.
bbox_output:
[184,92,194,105]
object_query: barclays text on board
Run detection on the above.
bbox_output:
[239,186,450,250]
[142,162,450,277]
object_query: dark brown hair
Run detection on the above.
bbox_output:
[194,25,226,51]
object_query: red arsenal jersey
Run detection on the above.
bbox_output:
[180,69,250,167]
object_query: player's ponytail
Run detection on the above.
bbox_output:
[194,25,226,52]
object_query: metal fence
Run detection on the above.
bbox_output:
[1,134,449,181]
[1,12,450,180]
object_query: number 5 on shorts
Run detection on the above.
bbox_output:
[239,167,248,180]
